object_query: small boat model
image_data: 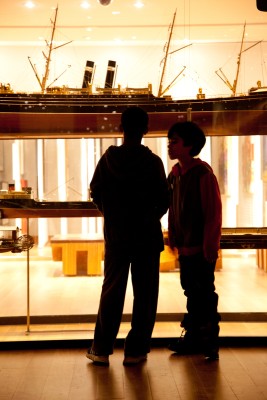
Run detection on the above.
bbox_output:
[0,235,34,253]
[0,226,34,253]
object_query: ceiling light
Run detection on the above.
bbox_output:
[81,1,90,8]
[134,1,144,8]
[25,1,35,8]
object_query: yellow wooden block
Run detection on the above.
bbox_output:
[216,249,223,270]
[50,234,104,276]
[160,246,178,271]
[51,244,62,261]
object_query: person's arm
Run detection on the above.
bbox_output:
[200,172,222,262]
[168,205,177,250]
[155,159,169,219]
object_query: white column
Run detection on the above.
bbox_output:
[252,136,263,226]
[226,136,239,226]
[57,139,67,234]
[37,139,48,248]
[12,140,22,230]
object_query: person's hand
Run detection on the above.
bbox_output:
[169,245,177,253]
[168,239,177,252]
[167,234,176,252]
[204,251,218,264]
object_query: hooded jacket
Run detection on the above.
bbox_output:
[168,158,222,258]
[90,144,169,252]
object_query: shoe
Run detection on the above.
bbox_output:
[201,323,220,361]
[86,348,109,365]
[168,330,202,355]
[204,349,219,361]
[168,340,201,355]
[123,354,147,365]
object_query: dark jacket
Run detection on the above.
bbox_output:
[90,144,169,252]
[168,159,222,257]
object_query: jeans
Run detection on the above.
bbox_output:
[179,252,220,332]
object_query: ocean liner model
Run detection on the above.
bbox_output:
[0,8,266,139]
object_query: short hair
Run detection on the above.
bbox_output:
[121,106,148,137]
[168,121,206,156]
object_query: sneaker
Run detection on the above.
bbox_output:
[86,348,109,365]
[123,354,147,366]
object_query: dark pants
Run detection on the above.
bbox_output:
[92,246,160,356]
[179,252,220,347]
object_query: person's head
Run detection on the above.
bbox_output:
[120,106,148,141]
[167,121,206,158]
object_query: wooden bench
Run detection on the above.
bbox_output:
[257,249,267,272]
[50,234,104,276]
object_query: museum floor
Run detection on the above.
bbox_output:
[1,248,267,345]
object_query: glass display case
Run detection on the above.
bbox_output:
[1,131,267,333]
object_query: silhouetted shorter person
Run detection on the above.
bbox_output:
[167,121,222,360]
[86,106,169,366]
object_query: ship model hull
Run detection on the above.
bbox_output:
[0,91,267,138]
[1,8,267,139]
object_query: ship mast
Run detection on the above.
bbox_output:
[158,10,177,97]
[215,22,262,96]
[28,6,72,93]
[232,22,246,96]
[41,6,59,93]
[157,10,192,98]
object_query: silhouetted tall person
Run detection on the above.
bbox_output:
[86,106,169,365]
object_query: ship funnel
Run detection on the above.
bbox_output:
[104,60,117,89]
[82,60,95,88]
